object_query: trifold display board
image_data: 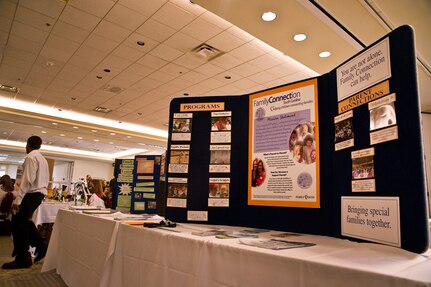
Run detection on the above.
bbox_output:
[164,26,429,253]
[130,155,161,214]
[112,156,161,214]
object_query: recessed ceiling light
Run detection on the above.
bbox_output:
[46,61,55,67]
[137,41,145,46]
[293,34,307,42]
[109,142,114,144]
[110,132,116,135]
[52,122,58,125]
[41,131,47,134]
[96,76,102,79]
[104,69,111,73]
[126,136,132,138]
[94,139,99,142]
[73,126,79,129]
[71,97,77,101]
[77,136,83,139]
[261,11,276,22]
[319,51,331,58]
[91,130,98,132]
[183,93,189,96]
[225,76,231,79]
[60,134,65,137]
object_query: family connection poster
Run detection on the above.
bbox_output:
[248,78,320,208]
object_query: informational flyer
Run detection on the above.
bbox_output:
[248,79,320,207]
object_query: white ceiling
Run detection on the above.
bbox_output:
[0,0,429,163]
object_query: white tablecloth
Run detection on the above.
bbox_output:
[42,209,120,287]
[32,201,70,226]
[43,210,431,287]
[106,223,431,287]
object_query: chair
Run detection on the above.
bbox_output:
[0,192,14,235]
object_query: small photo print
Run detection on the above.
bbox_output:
[352,155,375,179]
[251,158,266,187]
[134,192,142,199]
[211,116,232,131]
[147,201,157,209]
[172,118,192,133]
[170,150,189,164]
[335,118,354,143]
[210,150,231,164]
[167,183,188,198]
[370,103,396,131]
[208,183,230,198]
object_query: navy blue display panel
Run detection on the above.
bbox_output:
[112,158,134,211]
[164,96,244,224]
[326,25,428,253]
[164,26,428,253]
[130,155,161,214]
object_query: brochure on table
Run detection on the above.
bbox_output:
[164,26,429,253]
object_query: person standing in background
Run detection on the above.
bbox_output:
[2,136,49,269]
[86,174,95,194]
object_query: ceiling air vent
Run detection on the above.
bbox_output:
[93,106,112,113]
[0,83,19,93]
[190,44,222,61]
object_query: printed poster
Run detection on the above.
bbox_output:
[248,79,320,207]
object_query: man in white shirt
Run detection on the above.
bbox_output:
[2,136,49,269]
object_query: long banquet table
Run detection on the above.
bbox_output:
[43,209,431,287]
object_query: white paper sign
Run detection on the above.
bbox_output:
[337,38,391,102]
[341,196,400,247]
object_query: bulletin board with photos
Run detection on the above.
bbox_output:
[164,26,428,253]
[130,155,161,214]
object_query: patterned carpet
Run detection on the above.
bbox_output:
[0,235,67,287]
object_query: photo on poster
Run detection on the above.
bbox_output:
[370,103,396,131]
[134,192,142,199]
[170,150,189,164]
[167,183,187,198]
[136,159,154,174]
[335,118,354,143]
[251,158,266,187]
[351,148,375,180]
[210,150,231,164]
[147,201,157,209]
[172,118,192,133]
[211,116,232,131]
[208,183,230,198]
[288,122,317,164]
[352,156,375,179]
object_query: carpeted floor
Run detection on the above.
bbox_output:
[0,235,67,287]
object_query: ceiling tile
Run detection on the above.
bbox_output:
[118,0,167,17]
[98,54,133,71]
[213,84,241,94]
[147,70,177,84]
[173,53,205,70]
[0,1,17,19]
[69,0,115,18]
[15,6,56,32]
[84,33,120,53]
[45,34,81,54]
[0,16,13,34]
[181,16,223,43]
[39,45,75,63]
[229,42,265,62]
[56,64,89,82]
[3,46,37,63]
[19,0,65,19]
[164,32,201,53]
[266,63,302,77]
[226,25,254,42]
[7,34,43,54]
[11,21,49,44]
[210,53,243,70]
[136,19,176,43]
[2,53,33,70]
[68,46,107,70]
[199,78,225,89]
[179,70,209,84]
[207,31,245,52]
[25,72,53,87]
[32,56,65,76]
[194,62,224,77]
[159,62,188,76]
[105,77,135,91]
[112,44,145,62]
[248,53,283,70]
[60,5,101,31]
[125,63,154,77]
[199,11,232,30]
[123,33,160,53]
[137,54,168,70]
[152,2,195,30]
[149,44,183,62]
[131,78,163,92]
[213,70,242,83]
[14,93,38,103]
[230,62,262,77]
[50,21,90,44]
[169,0,206,16]
[105,3,148,31]
[230,77,258,90]
[93,20,131,43]
[247,70,277,85]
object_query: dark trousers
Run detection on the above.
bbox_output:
[11,192,45,259]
